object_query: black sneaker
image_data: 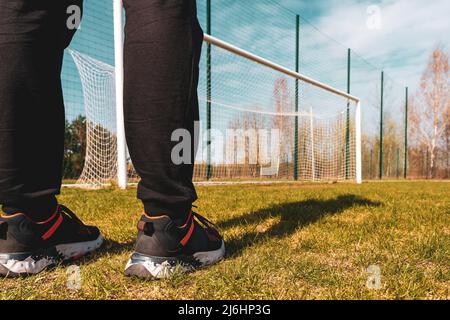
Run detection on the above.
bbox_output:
[125,209,225,279]
[0,205,103,277]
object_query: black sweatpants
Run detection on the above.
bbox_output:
[124,0,202,217]
[0,0,202,220]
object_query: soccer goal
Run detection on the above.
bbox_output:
[65,0,361,188]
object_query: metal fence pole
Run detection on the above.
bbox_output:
[345,48,351,180]
[404,87,409,179]
[379,71,384,180]
[294,15,300,180]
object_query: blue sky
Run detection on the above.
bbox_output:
[276,0,450,90]
[64,0,449,137]
[193,0,450,136]
[197,0,449,90]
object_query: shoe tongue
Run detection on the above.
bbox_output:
[141,214,172,230]
[2,210,20,216]
[143,212,188,224]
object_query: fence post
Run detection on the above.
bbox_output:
[379,71,384,180]
[355,100,362,184]
[310,106,315,181]
[345,48,351,180]
[206,0,212,180]
[113,0,127,189]
[397,148,400,178]
[404,87,408,179]
[423,149,426,178]
[370,148,373,179]
[294,15,300,180]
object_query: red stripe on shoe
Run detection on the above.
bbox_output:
[178,210,193,229]
[42,213,63,240]
[180,218,195,247]
[36,206,59,225]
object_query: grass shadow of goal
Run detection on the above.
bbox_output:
[218,195,382,258]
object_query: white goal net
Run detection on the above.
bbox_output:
[193,36,359,182]
[69,50,118,187]
[69,49,138,187]
[67,33,361,187]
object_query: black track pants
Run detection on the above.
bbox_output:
[0,1,201,219]
[124,0,202,218]
[0,1,83,218]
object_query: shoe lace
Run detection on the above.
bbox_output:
[191,206,221,237]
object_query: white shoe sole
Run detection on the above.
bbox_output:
[124,240,225,279]
[0,235,104,277]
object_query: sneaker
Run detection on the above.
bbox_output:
[0,205,103,277]
[125,209,225,279]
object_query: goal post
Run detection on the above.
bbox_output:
[113,0,127,189]
[355,101,362,184]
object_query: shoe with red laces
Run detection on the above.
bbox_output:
[0,205,103,277]
[125,209,225,279]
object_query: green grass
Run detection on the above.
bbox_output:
[1,181,449,300]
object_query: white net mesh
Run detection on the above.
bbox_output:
[192,103,356,182]
[69,49,117,187]
[68,39,358,187]
[69,49,138,187]
[194,42,358,182]
[297,111,356,181]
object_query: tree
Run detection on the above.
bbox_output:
[63,116,87,179]
[445,100,450,178]
[228,111,265,178]
[410,46,450,178]
[273,78,294,164]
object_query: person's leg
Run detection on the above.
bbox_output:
[0,1,102,277]
[123,0,224,279]
[123,0,201,220]
[0,1,78,220]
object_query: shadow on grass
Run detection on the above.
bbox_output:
[76,195,380,266]
[100,239,135,255]
[219,195,381,258]
[75,239,135,266]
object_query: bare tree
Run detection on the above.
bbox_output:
[273,77,294,171]
[410,46,450,178]
[445,101,450,178]
[228,108,265,178]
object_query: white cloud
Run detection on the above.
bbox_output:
[197,0,448,134]
[306,0,450,89]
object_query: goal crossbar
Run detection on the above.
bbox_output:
[203,34,361,103]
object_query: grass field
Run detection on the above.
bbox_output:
[0,181,448,300]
